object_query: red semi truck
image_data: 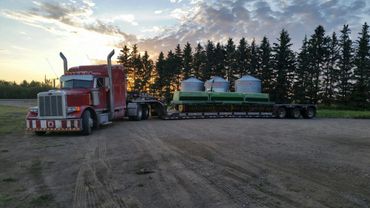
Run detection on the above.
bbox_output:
[26,50,163,135]
[26,50,316,135]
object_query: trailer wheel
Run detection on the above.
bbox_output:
[81,110,93,135]
[35,131,46,136]
[129,104,142,121]
[290,107,301,119]
[303,107,316,119]
[141,105,150,120]
[277,107,287,119]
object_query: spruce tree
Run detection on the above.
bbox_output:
[214,43,226,77]
[250,39,259,76]
[182,42,193,79]
[293,36,310,103]
[272,29,296,103]
[352,22,370,107]
[307,25,330,104]
[338,24,354,104]
[140,51,153,93]
[154,52,166,97]
[205,40,216,78]
[225,38,238,89]
[236,37,249,76]
[258,36,273,94]
[321,32,340,105]
[193,43,206,79]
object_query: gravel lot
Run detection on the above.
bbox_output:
[1,118,370,208]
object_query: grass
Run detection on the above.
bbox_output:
[0,105,28,135]
[0,194,13,206]
[30,194,54,206]
[317,109,370,119]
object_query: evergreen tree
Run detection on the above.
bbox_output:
[307,25,330,103]
[154,52,166,97]
[225,38,238,89]
[236,37,249,76]
[321,32,340,105]
[183,42,193,79]
[338,25,354,104]
[250,39,259,76]
[174,44,183,90]
[205,40,216,78]
[272,29,296,103]
[293,36,310,103]
[214,43,226,77]
[258,36,273,94]
[352,22,370,106]
[193,43,206,79]
[140,51,153,93]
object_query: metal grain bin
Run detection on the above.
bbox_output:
[205,76,229,92]
[235,75,261,93]
[180,77,204,92]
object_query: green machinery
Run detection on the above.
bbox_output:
[171,91,274,113]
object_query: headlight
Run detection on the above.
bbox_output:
[67,106,81,113]
[29,107,38,113]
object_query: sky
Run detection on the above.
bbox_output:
[0,0,369,83]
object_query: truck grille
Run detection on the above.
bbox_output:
[39,94,64,117]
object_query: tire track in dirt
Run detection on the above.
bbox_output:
[72,131,127,208]
[129,122,253,208]
[159,120,370,208]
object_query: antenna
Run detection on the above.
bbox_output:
[45,58,59,79]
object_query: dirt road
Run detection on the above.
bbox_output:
[1,118,370,208]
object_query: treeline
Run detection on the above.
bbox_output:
[120,23,370,107]
[0,80,53,99]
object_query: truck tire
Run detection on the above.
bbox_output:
[35,131,46,136]
[81,110,93,135]
[302,107,316,119]
[141,105,150,120]
[277,107,287,119]
[290,107,301,119]
[129,104,142,121]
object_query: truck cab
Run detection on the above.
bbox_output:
[26,50,127,135]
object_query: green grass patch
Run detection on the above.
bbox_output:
[2,177,17,182]
[317,109,370,119]
[0,105,28,135]
[0,194,13,206]
[30,194,54,206]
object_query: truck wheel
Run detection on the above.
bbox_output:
[303,107,316,119]
[35,131,46,136]
[290,107,301,119]
[141,105,150,120]
[81,110,93,135]
[277,107,287,119]
[129,104,142,121]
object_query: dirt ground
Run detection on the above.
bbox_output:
[1,118,370,208]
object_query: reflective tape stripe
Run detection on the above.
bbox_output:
[40,120,47,128]
[55,120,62,128]
[74,120,78,128]
[26,120,30,128]
[32,120,36,128]
[67,120,71,128]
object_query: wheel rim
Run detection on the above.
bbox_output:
[278,108,286,118]
[294,109,300,118]
[308,108,315,117]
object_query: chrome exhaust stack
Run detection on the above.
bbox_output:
[107,50,115,119]
[59,52,68,73]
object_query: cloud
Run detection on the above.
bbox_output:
[1,0,137,43]
[135,0,368,54]
[111,14,138,26]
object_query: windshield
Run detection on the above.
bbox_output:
[62,79,92,89]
